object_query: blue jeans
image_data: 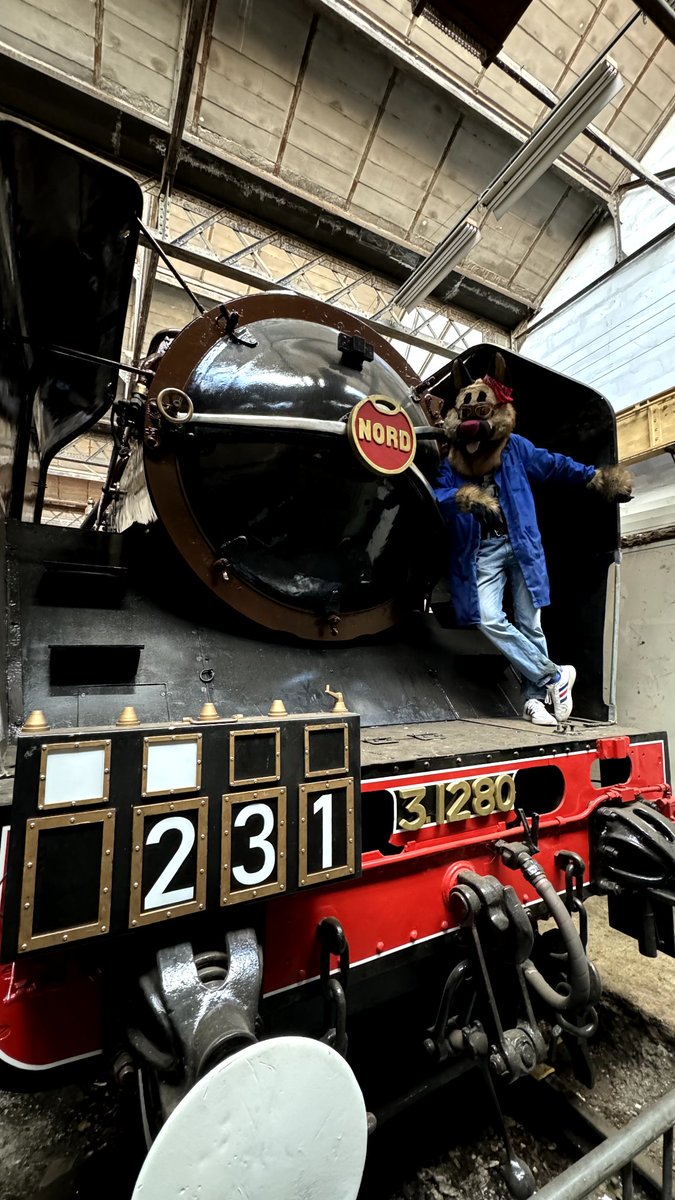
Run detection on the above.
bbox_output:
[476,536,558,703]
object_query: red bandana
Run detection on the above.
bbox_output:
[483,375,514,406]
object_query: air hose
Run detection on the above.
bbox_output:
[497,842,591,1013]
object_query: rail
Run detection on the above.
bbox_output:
[531,1085,675,1200]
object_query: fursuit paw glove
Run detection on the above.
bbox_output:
[455,484,506,534]
[588,465,634,503]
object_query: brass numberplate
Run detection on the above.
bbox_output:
[395,773,516,832]
[3,712,363,959]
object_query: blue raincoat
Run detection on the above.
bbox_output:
[434,433,596,626]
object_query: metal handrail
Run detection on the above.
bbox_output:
[532,1086,675,1200]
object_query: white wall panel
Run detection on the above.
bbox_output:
[618,540,675,767]
[521,117,675,762]
[521,235,675,412]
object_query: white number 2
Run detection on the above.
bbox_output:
[232,803,276,887]
[313,793,333,870]
[144,816,196,910]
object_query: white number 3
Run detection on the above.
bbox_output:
[232,803,276,887]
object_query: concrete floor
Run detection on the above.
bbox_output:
[586,894,675,1037]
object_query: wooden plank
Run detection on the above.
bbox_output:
[477,65,546,130]
[6,0,95,33]
[105,0,183,49]
[201,59,290,141]
[519,1,580,67]
[408,22,482,88]
[350,180,416,233]
[376,73,456,168]
[292,90,374,155]
[357,156,427,215]
[503,23,566,89]
[287,117,362,177]
[101,43,174,112]
[282,143,353,200]
[353,0,411,36]
[300,20,392,119]
[0,23,93,79]
[206,37,296,110]
[0,0,94,73]
[210,0,309,84]
[104,11,178,81]
[199,97,282,163]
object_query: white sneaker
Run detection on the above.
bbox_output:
[523,699,558,727]
[547,665,576,722]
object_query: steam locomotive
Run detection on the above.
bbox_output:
[1,120,674,1200]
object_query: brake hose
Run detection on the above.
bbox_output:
[500,846,591,1012]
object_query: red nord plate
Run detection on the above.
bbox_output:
[347,395,417,476]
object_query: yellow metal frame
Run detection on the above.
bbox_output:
[221,786,287,905]
[229,727,281,786]
[129,796,208,927]
[18,809,115,952]
[38,739,111,809]
[298,777,356,887]
[142,733,203,797]
[304,721,349,778]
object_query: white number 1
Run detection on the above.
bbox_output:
[313,793,333,870]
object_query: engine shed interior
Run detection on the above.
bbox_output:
[1,3,675,1200]
[0,122,623,740]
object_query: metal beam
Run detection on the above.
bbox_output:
[617,166,675,194]
[495,49,675,209]
[93,0,104,87]
[276,254,328,285]
[326,271,373,304]
[147,232,469,360]
[221,232,280,266]
[191,0,217,132]
[406,112,464,240]
[310,0,610,204]
[0,47,531,328]
[617,388,675,464]
[633,0,675,46]
[133,0,209,364]
[274,13,319,175]
[528,1083,675,1200]
[346,68,397,207]
[161,0,209,195]
[171,205,229,247]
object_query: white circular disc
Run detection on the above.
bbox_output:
[132,1036,368,1200]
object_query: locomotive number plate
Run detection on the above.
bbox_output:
[395,773,516,832]
[222,787,287,905]
[299,779,355,885]
[130,798,208,927]
[221,780,357,903]
[2,712,361,958]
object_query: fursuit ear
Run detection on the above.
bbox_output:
[452,357,473,391]
[493,351,508,384]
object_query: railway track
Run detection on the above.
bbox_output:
[508,1077,668,1198]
